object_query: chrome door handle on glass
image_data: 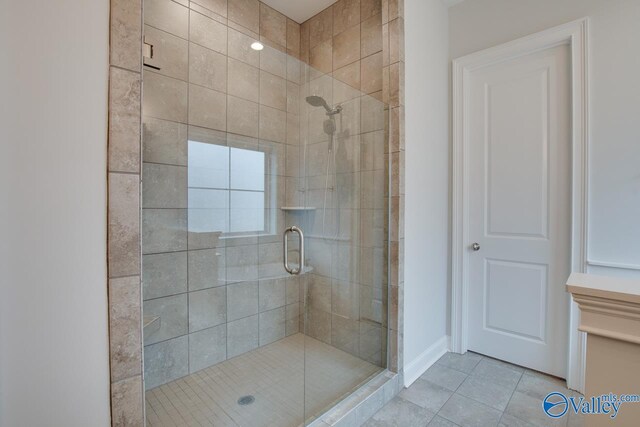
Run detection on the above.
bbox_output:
[283,226,304,275]
[472,242,481,251]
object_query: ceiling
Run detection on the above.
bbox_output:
[263,0,466,24]
[261,0,338,24]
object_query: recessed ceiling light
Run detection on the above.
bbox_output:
[251,42,264,51]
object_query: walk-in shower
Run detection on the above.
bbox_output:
[140,1,388,425]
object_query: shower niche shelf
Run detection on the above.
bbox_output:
[280,207,317,211]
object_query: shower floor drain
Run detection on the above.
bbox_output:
[237,395,255,406]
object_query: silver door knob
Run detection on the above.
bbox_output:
[471,242,480,251]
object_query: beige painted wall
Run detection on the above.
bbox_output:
[449,0,640,280]
[0,0,111,425]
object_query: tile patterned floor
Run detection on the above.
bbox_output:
[365,352,585,427]
[145,333,382,427]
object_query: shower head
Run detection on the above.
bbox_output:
[305,95,342,115]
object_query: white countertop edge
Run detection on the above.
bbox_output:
[566,272,640,304]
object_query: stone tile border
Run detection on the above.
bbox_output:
[108,0,144,425]
[106,0,404,424]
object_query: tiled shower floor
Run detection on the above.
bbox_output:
[145,333,383,427]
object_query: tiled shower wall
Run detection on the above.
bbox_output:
[295,0,388,367]
[141,0,307,389]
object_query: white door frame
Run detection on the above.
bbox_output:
[451,18,589,393]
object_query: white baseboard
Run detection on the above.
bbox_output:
[403,335,450,387]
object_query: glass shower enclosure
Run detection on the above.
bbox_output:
[140,9,388,426]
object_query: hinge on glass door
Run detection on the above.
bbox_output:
[143,37,161,70]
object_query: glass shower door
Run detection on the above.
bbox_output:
[298,63,389,424]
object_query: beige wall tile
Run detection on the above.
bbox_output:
[259,105,286,143]
[143,117,187,166]
[361,13,382,57]
[108,173,140,277]
[143,294,188,345]
[388,17,404,64]
[286,55,302,84]
[143,71,188,123]
[111,375,143,427]
[285,144,300,177]
[228,0,260,34]
[142,209,187,254]
[145,0,189,39]
[260,71,287,110]
[389,105,402,152]
[258,277,285,311]
[227,95,259,138]
[109,276,142,382]
[382,65,389,103]
[143,251,188,299]
[361,94,384,133]
[227,315,259,357]
[188,325,226,372]
[389,61,400,107]
[189,43,226,93]
[332,280,359,319]
[188,247,226,291]
[308,7,333,49]
[332,314,359,355]
[109,67,141,173]
[188,84,227,130]
[388,0,403,20]
[333,0,361,36]
[227,278,258,319]
[382,0,389,24]
[228,58,259,102]
[259,307,285,345]
[286,19,300,57]
[310,39,333,74]
[111,0,142,71]
[189,287,227,331]
[286,81,299,113]
[307,308,331,343]
[259,3,286,47]
[361,52,382,94]
[192,0,227,17]
[382,22,389,66]
[361,0,382,22]
[227,18,259,39]
[300,21,310,63]
[334,77,361,104]
[144,25,188,81]
[260,45,287,78]
[333,24,360,70]
[190,10,228,54]
[285,303,300,335]
[189,1,226,23]
[228,27,260,67]
[142,163,187,208]
[286,113,300,145]
[143,336,188,389]
[334,60,361,90]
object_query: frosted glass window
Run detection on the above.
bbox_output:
[188,189,228,233]
[187,140,269,235]
[230,191,264,232]
[230,148,264,191]
[188,141,229,188]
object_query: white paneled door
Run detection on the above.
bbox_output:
[466,44,571,377]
